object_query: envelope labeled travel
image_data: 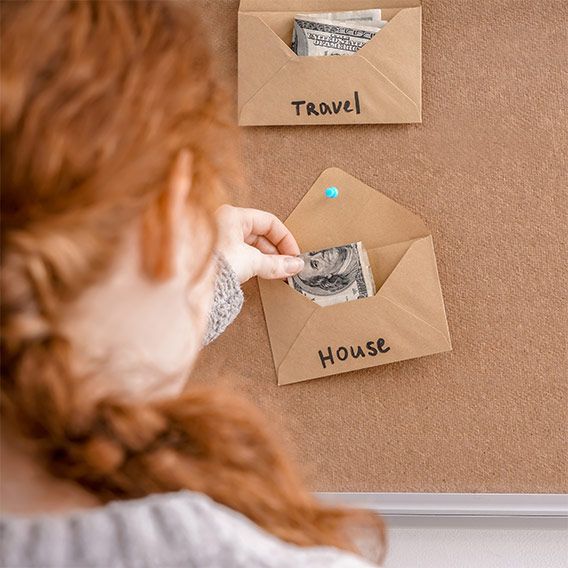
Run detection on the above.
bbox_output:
[238,0,422,126]
[258,168,451,385]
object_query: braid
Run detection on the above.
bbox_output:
[48,389,386,557]
[4,341,386,560]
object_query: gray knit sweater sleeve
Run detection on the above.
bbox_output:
[0,491,377,568]
[202,253,244,346]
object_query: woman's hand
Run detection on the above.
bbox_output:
[215,205,304,284]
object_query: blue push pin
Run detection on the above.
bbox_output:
[325,186,339,198]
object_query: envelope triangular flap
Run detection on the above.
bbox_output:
[368,239,415,288]
[375,236,451,342]
[251,12,295,47]
[357,7,422,108]
[257,276,318,368]
[285,167,430,251]
[238,12,293,111]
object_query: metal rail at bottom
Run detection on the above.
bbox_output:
[315,493,568,529]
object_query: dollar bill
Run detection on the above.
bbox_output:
[296,8,383,25]
[287,242,376,307]
[292,12,387,56]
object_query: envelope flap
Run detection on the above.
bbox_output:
[377,236,451,341]
[368,239,415,289]
[239,1,420,11]
[357,7,421,106]
[286,167,430,251]
[238,13,293,109]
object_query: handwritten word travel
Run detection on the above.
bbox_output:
[291,91,361,117]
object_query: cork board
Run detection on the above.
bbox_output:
[190,0,567,493]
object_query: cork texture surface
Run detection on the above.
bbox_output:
[190,0,567,493]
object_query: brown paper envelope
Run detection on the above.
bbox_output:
[257,168,451,385]
[238,2,421,125]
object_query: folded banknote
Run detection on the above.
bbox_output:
[292,9,387,56]
[287,242,376,307]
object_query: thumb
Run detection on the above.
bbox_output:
[255,254,304,280]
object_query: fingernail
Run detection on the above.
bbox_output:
[285,257,304,274]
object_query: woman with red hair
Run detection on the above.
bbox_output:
[0,2,385,566]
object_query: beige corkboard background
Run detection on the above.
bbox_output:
[190,1,567,493]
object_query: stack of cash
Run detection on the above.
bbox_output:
[292,9,387,56]
[287,242,376,307]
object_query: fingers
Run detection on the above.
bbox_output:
[245,234,279,255]
[240,208,301,256]
[254,253,304,280]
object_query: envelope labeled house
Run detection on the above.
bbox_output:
[238,0,422,126]
[258,168,451,385]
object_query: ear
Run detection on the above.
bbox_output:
[141,150,193,280]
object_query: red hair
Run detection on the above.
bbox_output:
[1,1,386,563]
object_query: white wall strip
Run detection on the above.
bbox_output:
[315,493,568,518]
